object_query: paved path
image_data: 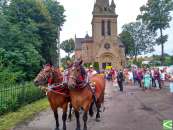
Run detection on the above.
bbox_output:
[14,81,173,130]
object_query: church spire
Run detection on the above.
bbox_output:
[110,0,116,13]
[96,0,109,7]
[111,0,116,8]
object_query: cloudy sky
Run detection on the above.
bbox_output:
[58,0,173,57]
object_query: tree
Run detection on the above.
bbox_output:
[41,0,65,66]
[122,22,156,61]
[119,31,134,57]
[137,0,173,65]
[60,38,75,57]
[0,0,65,81]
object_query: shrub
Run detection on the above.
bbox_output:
[0,82,45,116]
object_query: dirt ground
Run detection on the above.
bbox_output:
[13,81,173,130]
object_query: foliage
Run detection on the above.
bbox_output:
[93,62,99,71]
[0,0,65,81]
[137,0,173,64]
[152,54,173,66]
[0,82,45,115]
[0,98,48,130]
[61,56,72,69]
[119,31,135,57]
[122,22,156,60]
[60,38,75,57]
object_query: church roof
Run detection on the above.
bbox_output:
[75,37,93,50]
[75,38,85,50]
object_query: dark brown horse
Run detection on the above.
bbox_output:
[34,65,71,130]
[67,60,105,130]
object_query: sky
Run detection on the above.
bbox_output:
[58,0,173,57]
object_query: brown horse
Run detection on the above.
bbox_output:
[67,60,105,130]
[34,65,71,130]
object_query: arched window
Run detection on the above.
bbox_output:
[107,20,111,35]
[101,20,105,36]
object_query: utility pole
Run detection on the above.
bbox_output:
[56,26,61,67]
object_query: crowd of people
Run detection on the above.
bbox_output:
[60,60,173,95]
[104,66,173,94]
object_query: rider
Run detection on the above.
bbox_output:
[87,65,97,82]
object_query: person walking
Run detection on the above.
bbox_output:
[136,69,143,88]
[169,74,173,95]
[117,69,124,92]
[160,70,166,87]
[151,68,156,87]
[128,69,133,86]
[154,68,161,89]
[143,70,152,91]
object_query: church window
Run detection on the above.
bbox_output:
[104,43,110,49]
[107,20,111,35]
[104,7,107,11]
[101,20,105,36]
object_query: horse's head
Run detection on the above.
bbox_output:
[34,64,63,87]
[67,60,83,88]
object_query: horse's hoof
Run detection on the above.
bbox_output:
[89,111,94,117]
[83,127,87,130]
[96,114,100,119]
[68,116,72,121]
[96,118,101,122]
[54,128,60,130]
[76,128,81,130]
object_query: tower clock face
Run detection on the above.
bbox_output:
[104,43,110,49]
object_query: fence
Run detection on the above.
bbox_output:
[0,83,45,116]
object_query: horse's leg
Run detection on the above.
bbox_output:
[48,97,59,130]
[96,102,101,122]
[62,103,68,130]
[89,101,94,117]
[53,110,59,130]
[83,112,88,130]
[68,103,72,121]
[62,112,67,130]
[75,111,81,130]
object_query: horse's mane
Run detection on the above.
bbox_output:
[52,68,63,82]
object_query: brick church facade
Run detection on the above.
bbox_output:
[75,0,125,70]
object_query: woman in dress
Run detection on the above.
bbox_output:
[143,70,151,91]
[169,74,173,95]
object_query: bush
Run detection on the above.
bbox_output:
[0,82,45,116]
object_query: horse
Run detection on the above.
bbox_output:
[67,60,105,130]
[34,65,72,130]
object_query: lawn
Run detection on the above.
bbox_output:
[0,98,49,130]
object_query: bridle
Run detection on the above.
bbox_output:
[37,68,63,85]
[67,65,86,86]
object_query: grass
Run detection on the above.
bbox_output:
[0,98,49,130]
[0,82,45,115]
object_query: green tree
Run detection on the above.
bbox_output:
[119,31,134,57]
[137,0,173,65]
[41,0,65,66]
[61,56,72,69]
[60,38,75,57]
[122,22,156,61]
[0,0,65,80]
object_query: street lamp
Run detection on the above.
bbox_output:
[56,26,61,67]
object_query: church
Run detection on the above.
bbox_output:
[75,0,126,70]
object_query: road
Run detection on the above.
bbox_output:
[14,81,173,130]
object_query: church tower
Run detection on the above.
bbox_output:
[92,0,118,41]
[75,0,125,70]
